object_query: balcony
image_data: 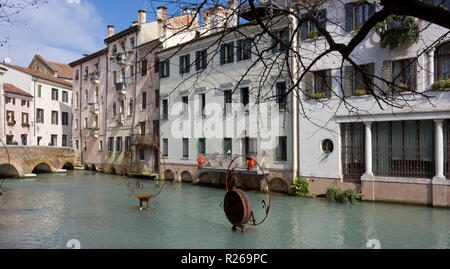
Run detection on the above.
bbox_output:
[112,53,126,65]
[90,71,100,84]
[90,128,99,138]
[117,114,125,125]
[90,102,99,114]
[239,0,287,21]
[115,82,126,95]
[131,134,158,146]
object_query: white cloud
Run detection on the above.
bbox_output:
[0,0,105,66]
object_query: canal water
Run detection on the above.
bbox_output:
[0,171,448,249]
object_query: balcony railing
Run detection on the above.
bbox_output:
[115,82,126,94]
[131,134,157,146]
[90,71,100,83]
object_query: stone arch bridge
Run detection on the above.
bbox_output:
[0,146,78,178]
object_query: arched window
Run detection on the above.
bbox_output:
[435,42,450,80]
[84,90,89,106]
[112,102,117,117]
[128,99,133,116]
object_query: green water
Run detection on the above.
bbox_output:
[0,171,448,249]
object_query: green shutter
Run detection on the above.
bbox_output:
[410,58,417,92]
[186,54,190,73]
[304,71,313,99]
[237,39,242,61]
[246,40,252,59]
[179,56,183,74]
[229,41,234,63]
[166,59,170,77]
[344,2,354,32]
[220,44,225,65]
[195,51,201,71]
[326,69,332,98]
[344,66,354,97]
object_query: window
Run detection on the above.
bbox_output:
[179,54,190,74]
[200,93,206,117]
[220,42,234,65]
[182,96,188,115]
[83,141,87,151]
[224,138,232,156]
[128,99,133,116]
[385,58,417,92]
[142,92,147,109]
[372,120,434,179]
[130,37,135,49]
[154,57,160,73]
[305,70,332,99]
[75,119,79,129]
[116,137,123,152]
[198,138,206,155]
[113,102,117,117]
[108,137,114,152]
[62,112,69,126]
[182,138,189,158]
[84,67,88,79]
[344,2,376,32]
[224,90,232,115]
[21,99,26,106]
[36,109,44,123]
[435,42,450,80]
[84,117,88,129]
[276,136,287,161]
[243,137,257,157]
[84,90,88,106]
[99,140,103,151]
[6,135,13,145]
[51,135,57,146]
[155,90,160,108]
[344,63,375,97]
[5,97,12,104]
[52,88,59,101]
[94,115,98,128]
[141,59,148,76]
[75,139,78,149]
[125,136,131,152]
[113,71,117,84]
[276,82,287,110]
[237,39,252,61]
[300,10,326,40]
[163,138,168,157]
[159,59,170,78]
[6,110,14,124]
[139,148,145,161]
[38,85,42,97]
[75,70,79,80]
[162,99,168,120]
[62,135,67,147]
[130,66,135,83]
[75,92,79,108]
[272,28,290,52]
[62,91,68,103]
[341,123,365,182]
[195,50,207,71]
[241,87,249,108]
[22,113,29,124]
[51,111,58,124]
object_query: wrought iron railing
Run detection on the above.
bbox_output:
[341,123,365,183]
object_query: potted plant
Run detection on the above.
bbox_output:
[431,78,450,91]
[308,30,319,40]
[7,120,16,126]
[354,88,367,96]
[21,122,30,127]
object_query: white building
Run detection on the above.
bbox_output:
[0,63,73,147]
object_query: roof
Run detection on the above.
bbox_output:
[30,54,73,80]
[3,83,33,98]
[1,63,73,88]
[69,48,108,67]
[104,25,139,44]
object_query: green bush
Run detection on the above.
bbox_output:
[291,177,311,197]
[326,185,357,204]
[431,78,450,91]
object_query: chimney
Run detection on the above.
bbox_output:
[228,0,239,27]
[138,10,146,24]
[157,6,167,20]
[132,21,138,26]
[108,25,115,37]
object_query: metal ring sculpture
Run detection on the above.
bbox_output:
[121,142,167,210]
[224,154,271,231]
[0,139,11,192]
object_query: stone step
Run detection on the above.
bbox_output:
[53,168,67,173]
[23,173,37,178]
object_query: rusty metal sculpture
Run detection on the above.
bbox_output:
[121,142,167,211]
[224,155,271,232]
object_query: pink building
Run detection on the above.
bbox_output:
[2,83,33,145]
[69,48,108,170]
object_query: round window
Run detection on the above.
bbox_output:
[321,139,334,155]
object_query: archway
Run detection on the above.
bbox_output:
[110,167,116,175]
[32,163,52,174]
[62,162,74,170]
[91,165,97,172]
[181,171,193,182]
[84,164,89,170]
[0,163,20,178]
[270,177,289,193]
[164,169,174,181]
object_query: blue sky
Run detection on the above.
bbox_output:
[0,0,193,66]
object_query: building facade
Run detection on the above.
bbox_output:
[69,49,108,170]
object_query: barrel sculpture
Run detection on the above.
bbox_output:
[224,188,252,232]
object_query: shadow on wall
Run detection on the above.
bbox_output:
[0,163,20,178]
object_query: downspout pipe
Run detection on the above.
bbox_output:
[289,10,299,180]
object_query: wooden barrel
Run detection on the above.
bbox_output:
[224,189,252,226]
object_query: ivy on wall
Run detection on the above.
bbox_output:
[375,15,420,50]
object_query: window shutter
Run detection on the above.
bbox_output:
[304,71,313,99]
[166,59,170,77]
[271,31,278,53]
[368,4,376,18]
[344,66,354,97]
[237,40,242,61]
[195,51,201,71]
[345,2,354,32]
[382,60,392,93]
[300,14,308,40]
[326,69,332,98]
[410,58,417,92]
[186,54,190,73]
[220,44,225,65]
[159,61,164,78]
[179,56,183,74]
[246,40,252,60]
[229,42,235,63]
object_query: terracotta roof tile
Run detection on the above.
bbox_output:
[3,83,33,97]
[1,63,72,88]
[46,61,73,79]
